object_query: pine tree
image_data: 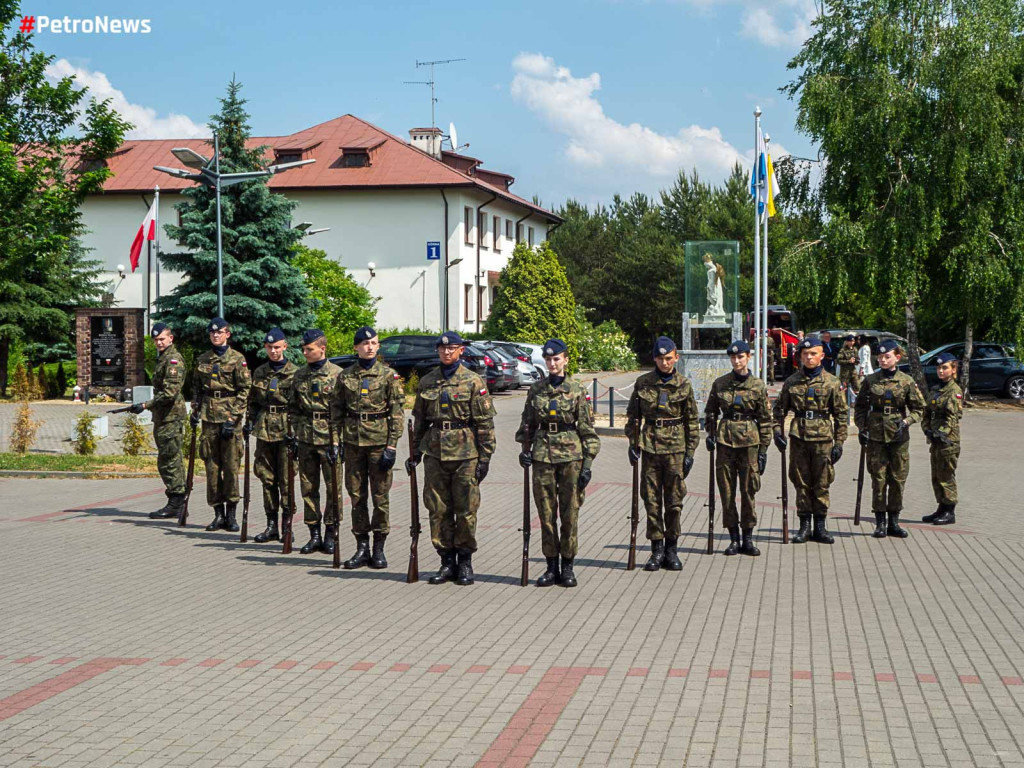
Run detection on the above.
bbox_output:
[155,77,312,352]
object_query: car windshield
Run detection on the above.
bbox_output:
[921,345,963,363]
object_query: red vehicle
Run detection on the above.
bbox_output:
[745,305,800,379]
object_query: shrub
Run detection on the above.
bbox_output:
[72,411,98,455]
[404,370,420,396]
[120,414,151,456]
[36,365,48,400]
[577,307,637,371]
[293,245,377,354]
[9,402,40,453]
[10,364,32,400]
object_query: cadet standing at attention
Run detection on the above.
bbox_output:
[406,332,496,586]
[244,328,296,543]
[920,351,963,526]
[773,336,848,544]
[516,338,601,588]
[624,336,698,572]
[854,339,925,539]
[139,323,188,520]
[704,340,772,556]
[836,334,861,395]
[338,327,405,570]
[286,329,343,555]
[190,318,251,532]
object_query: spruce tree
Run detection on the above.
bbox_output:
[156,78,312,352]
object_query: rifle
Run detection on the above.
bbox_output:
[283,432,296,554]
[240,433,250,542]
[780,443,789,544]
[180,417,199,527]
[707,440,716,554]
[854,443,866,526]
[328,405,341,569]
[627,419,639,571]
[520,427,532,586]
[406,418,421,584]
[107,405,134,414]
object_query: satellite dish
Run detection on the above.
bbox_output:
[448,122,458,152]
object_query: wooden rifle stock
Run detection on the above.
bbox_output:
[406,418,420,584]
[707,441,716,554]
[179,409,200,527]
[627,420,639,570]
[240,433,250,542]
[854,443,866,526]
[520,427,532,586]
[329,406,341,569]
[780,444,789,544]
[283,433,296,554]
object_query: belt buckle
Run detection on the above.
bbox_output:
[359,413,369,423]
[441,420,451,431]
[883,406,893,415]
[804,410,814,420]
[212,391,221,399]
[547,422,558,434]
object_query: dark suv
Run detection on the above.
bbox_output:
[898,342,1023,397]
[329,334,496,389]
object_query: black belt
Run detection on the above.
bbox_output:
[541,421,577,434]
[348,410,387,422]
[872,405,907,416]
[266,405,285,414]
[645,417,685,428]
[797,410,826,420]
[311,410,328,420]
[206,389,236,399]
[432,419,472,431]
[726,413,757,421]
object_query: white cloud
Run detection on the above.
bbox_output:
[738,1,815,48]
[45,59,208,139]
[511,53,746,183]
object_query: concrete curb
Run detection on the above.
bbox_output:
[0,470,160,479]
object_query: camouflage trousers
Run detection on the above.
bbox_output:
[423,456,480,553]
[297,442,341,526]
[640,451,686,540]
[716,444,760,529]
[789,437,834,518]
[344,444,393,535]
[838,366,861,393]
[929,442,960,504]
[533,459,584,559]
[766,351,776,382]
[153,418,185,496]
[866,439,910,513]
[199,422,243,505]
[254,439,289,515]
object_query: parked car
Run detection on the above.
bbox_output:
[328,334,488,384]
[472,343,517,391]
[897,342,1023,398]
[512,341,551,379]
[482,341,542,388]
[812,329,916,356]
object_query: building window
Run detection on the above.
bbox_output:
[276,152,301,164]
[341,150,369,168]
[478,211,488,249]
[477,286,487,320]
[493,215,501,252]
[528,226,535,247]
[516,223,523,244]
[506,219,513,241]
[491,286,499,305]
[464,207,473,245]
[464,284,473,322]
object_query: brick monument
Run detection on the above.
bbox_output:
[75,307,146,396]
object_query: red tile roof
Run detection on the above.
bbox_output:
[96,114,560,221]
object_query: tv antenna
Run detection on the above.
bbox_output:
[447,122,469,153]
[404,58,465,133]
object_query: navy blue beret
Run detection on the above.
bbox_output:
[301,328,326,345]
[436,331,465,347]
[800,336,823,350]
[845,334,856,342]
[354,326,377,344]
[263,328,286,344]
[934,351,957,366]
[150,322,169,338]
[207,317,229,333]
[653,336,677,357]
[877,339,901,355]
[727,340,750,355]
[542,338,568,357]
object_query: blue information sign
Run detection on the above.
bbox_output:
[427,241,441,261]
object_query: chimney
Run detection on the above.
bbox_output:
[409,127,443,159]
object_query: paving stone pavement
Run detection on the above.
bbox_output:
[2,384,1023,767]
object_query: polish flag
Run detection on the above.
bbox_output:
[129,200,158,272]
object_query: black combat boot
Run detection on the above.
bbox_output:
[872,513,887,538]
[560,557,577,588]
[455,549,475,585]
[663,538,683,570]
[724,526,741,555]
[922,504,943,523]
[932,503,956,526]
[740,528,761,555]
[644,539,665,571]
[225,502,240,533]
[537,557,560,587]
[149,494,173,519]
[792,516,812,544]
[343,534,371,569]
[150,493,184,520]
[323,525,337,555]
[206,504,227,532]
[887,512,909,539]
[300,524,323,554]
[811,517,834,544]
[370,533,388,569]
[429,550,457,584]
[253,513,279,543]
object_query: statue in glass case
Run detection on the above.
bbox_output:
[703,253,726,319]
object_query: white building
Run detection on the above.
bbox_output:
[79,115,561,333]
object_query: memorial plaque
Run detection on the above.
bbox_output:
[90,316,126,388]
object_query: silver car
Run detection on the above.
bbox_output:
[483,341,544,387]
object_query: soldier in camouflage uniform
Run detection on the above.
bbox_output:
[836,335,861,395]
[516,338,601,588]
[244,328,296,543]
[854,339,925,539]
[762,331,776,383]
[136,323,188,520]
[773,336,848,544]
[406,331,496,586]
[920,351,963,526]
[338,326,405,570]
[190,318,251,532]
[705,340,772,556]
[624,336,698,572]
[286,329,343,555]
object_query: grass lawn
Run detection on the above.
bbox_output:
[0,453,204,476]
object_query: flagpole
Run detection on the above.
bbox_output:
[762,136,772,384]
[145,232,151,335]
[154,186,160,314]
[753,106,762,377]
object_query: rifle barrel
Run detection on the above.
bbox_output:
[407,418,420,584]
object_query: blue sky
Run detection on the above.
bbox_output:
[27,0,818,206]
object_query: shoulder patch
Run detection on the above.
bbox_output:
[479,388,488,396]
[955,393,962,399]
[170,359,179,364]
[393,373,401,379]
[241,361,247,367]
[585,393,592,401]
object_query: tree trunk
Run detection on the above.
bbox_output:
[0,337,8,398]
[904,296,926,391]
[961,321,973,401]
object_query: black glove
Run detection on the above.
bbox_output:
[475,461,490,482]
[220,421,236,439]
[243,421,254,439]
[830,444,843,464]
[285,434,298,459]
[405,451,421,475]
[189,410,201,429]
[705,434,717,452]
[923,428,934,444]
[628,446,641,466]
[935,431,952,447]
[757,452,767,476]
[378,447,396,471]
[683,456,694,478]
[519,451,533,469]
[577,467,592,490]
[858,431,869,447]
[129,402,146,415]
[326,443,339,465]
[773,433,788,453]
[894,419,909,442]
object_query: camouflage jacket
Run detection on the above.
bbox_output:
[854,370,925,443]
[191,347,251,424]
[515,375,601,466]
[836,346,859,371]
[287,361,343,447]
[337,358,405,448]
[246,360,297,442]
[704,371,772,450]
[411,364,496,462]
[773,369,848,444]
[624,370,700,456]
[148,344,186,423]
[922,380,963,444]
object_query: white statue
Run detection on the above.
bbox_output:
[703,253,725,319]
